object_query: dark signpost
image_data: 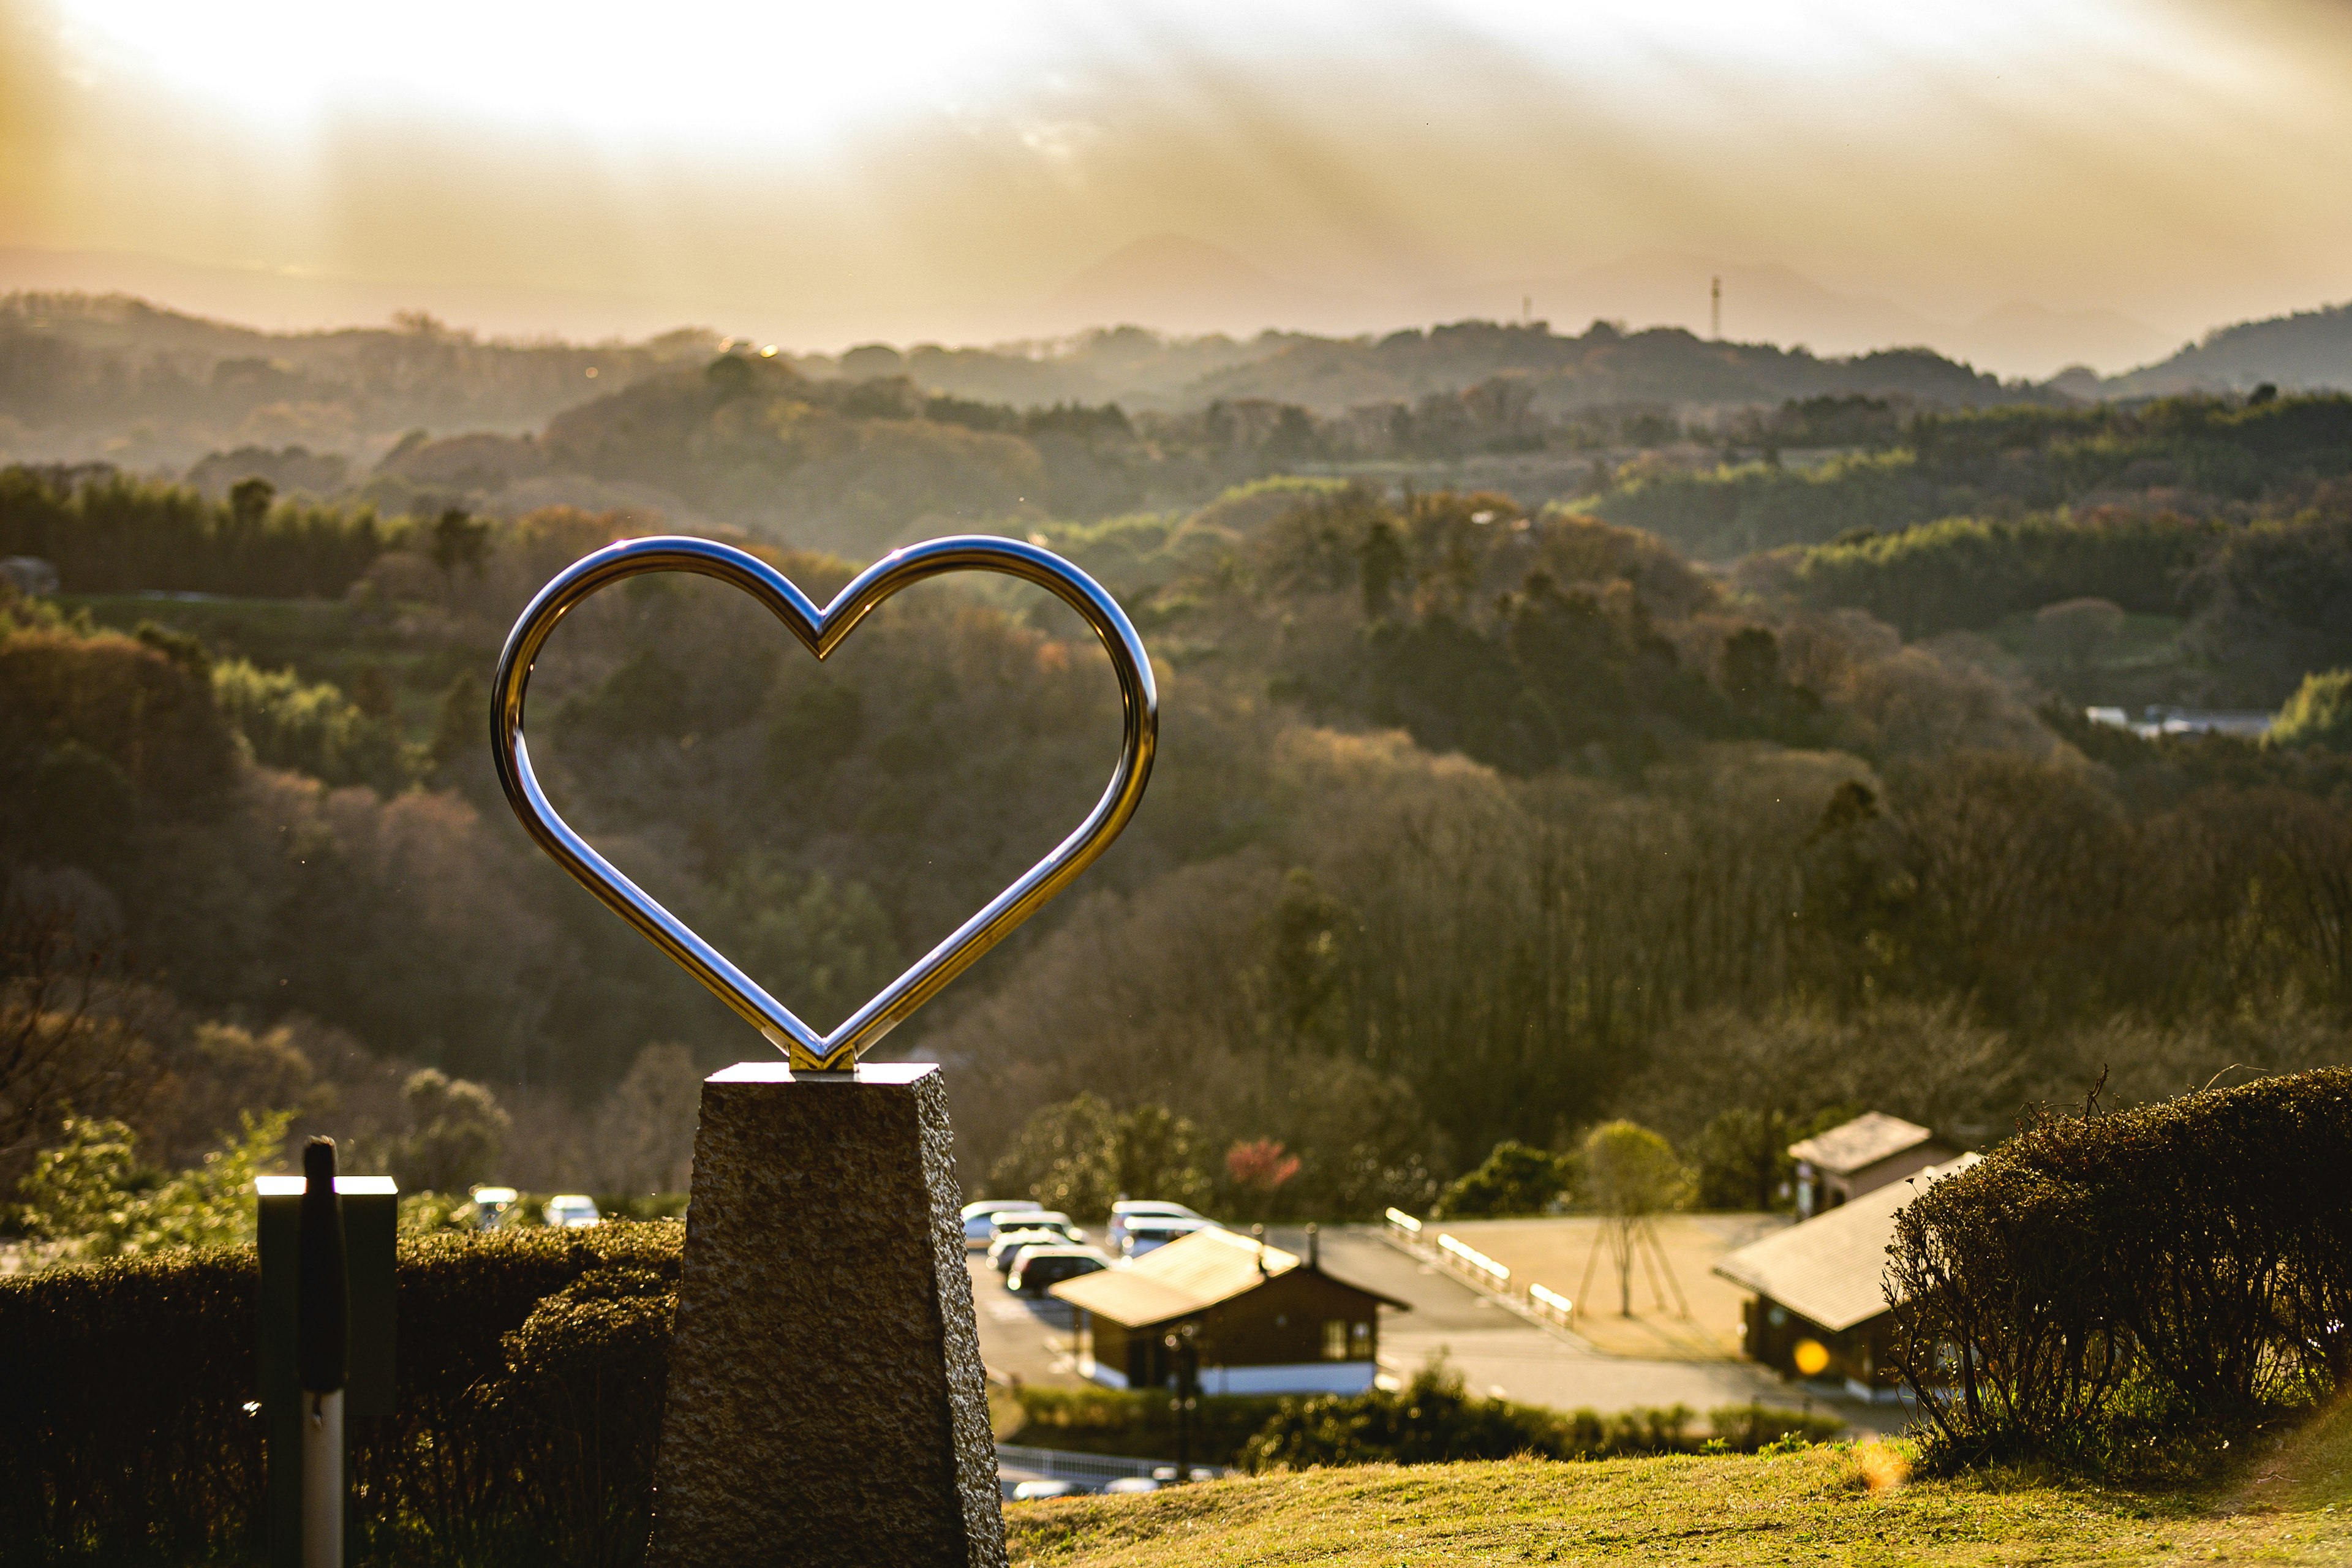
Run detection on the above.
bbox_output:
[1162,1322,1200,1482]
[256,1142,396,1568]
[492,535,1158,1567]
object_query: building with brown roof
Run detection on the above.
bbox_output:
[1050,1227,1408,1395]
[1713,1153,1978,1398]
[1787,1111,1956,1217]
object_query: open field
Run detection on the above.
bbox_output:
[1005,1411,2352,1567]
[1434,1215,1787,1362]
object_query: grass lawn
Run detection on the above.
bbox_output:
[1006,1409,2352,1566]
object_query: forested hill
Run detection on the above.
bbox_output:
[0,293,717,469]
[8,462,2350,1206]
[2098,300,2352,399]
[1585,392,2352,560]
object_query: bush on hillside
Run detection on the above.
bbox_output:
[1887,1068,2352,1474]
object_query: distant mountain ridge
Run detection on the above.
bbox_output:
[2101,301,2352,397]
[6,277,2351,477]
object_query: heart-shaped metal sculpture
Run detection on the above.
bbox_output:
[491,533,1157,1072]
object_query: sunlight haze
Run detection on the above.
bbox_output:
[5,0,2351,368]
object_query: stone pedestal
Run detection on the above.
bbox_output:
[646,1061,1006,1568]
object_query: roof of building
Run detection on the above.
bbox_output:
[1712,1153,1980,1332]
[1049,1226,1408,1326]
[1786,1111,1940,1175]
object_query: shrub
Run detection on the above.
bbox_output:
[16,1110,293,1261]
[1432,1140,1564,1218]
[1887,1068,2352,1474]
[1236,1359,1844,1470]
[0,1222,681,1567]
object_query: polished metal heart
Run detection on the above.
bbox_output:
[491,534,1158,1072]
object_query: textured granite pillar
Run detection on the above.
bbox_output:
[646,1061,1006,1568]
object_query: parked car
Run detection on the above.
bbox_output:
[1120,1217,1216,1258]
[989,1215,1082,1270]
[1106,1200,1208,1251]
[1009,1479,1076,1501]
[962,1198,1044,1247]
[1006,1245,1114,1294]
[468,1185,519,1230]
[543,1194,600,1229]
[968,1205,1060,1248]
[1103,1477,1160,1494]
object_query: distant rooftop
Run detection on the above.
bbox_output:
[1052,1227,1302,1327]
[1713,1154,1980,1331]
[1051,1225,1406,1327]
[1785,1111,1937,1176]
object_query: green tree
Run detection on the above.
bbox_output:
[1432,1140,1565,1218]
[429,670,488,776]
[1689,1104,1859,1212]
[227,476,276,530]
[17,1109,293,1259]
[430,507,492,579]
[211,658,412,790]
[2269,668,2352,751]
[701,858,899,1033]
[391,1068,510,1194]
[988,1095,1213,1221]
[1580,1121,1686,1216]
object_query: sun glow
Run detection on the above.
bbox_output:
[50,1,1067,145]
[47,0,2195,148]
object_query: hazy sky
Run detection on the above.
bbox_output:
[3,0,2351,353]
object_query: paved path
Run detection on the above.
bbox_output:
[966,1254,1088,1387]
[1276,1226,1901,1435]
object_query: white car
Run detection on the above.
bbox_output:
[1006,1245,1114,1295]
[1106,1200,1209,1251]
[963,1201,1047,1248]
[1009,1479,1077,1501]
[543,1193,600,1229]
[1120,1217,1216,1258]
[989,1216,1084,1271]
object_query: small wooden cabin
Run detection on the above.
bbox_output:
[1050,1227,1408,1395]
[1787,1112,1955,1217]
[1713,1153,1978,1400]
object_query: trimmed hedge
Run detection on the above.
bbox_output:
[1237,1361,1842,1470]
[0,1222,680,1567]
[1887,1068,2352,1471]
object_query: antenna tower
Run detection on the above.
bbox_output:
[1710,276,1722,340]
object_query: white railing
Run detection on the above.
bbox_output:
[1527,1282,1574,1324]
[1435,1232,1509,1289]
[1384,1207,1422,1240]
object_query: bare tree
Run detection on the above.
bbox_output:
[0,904,155,1188]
